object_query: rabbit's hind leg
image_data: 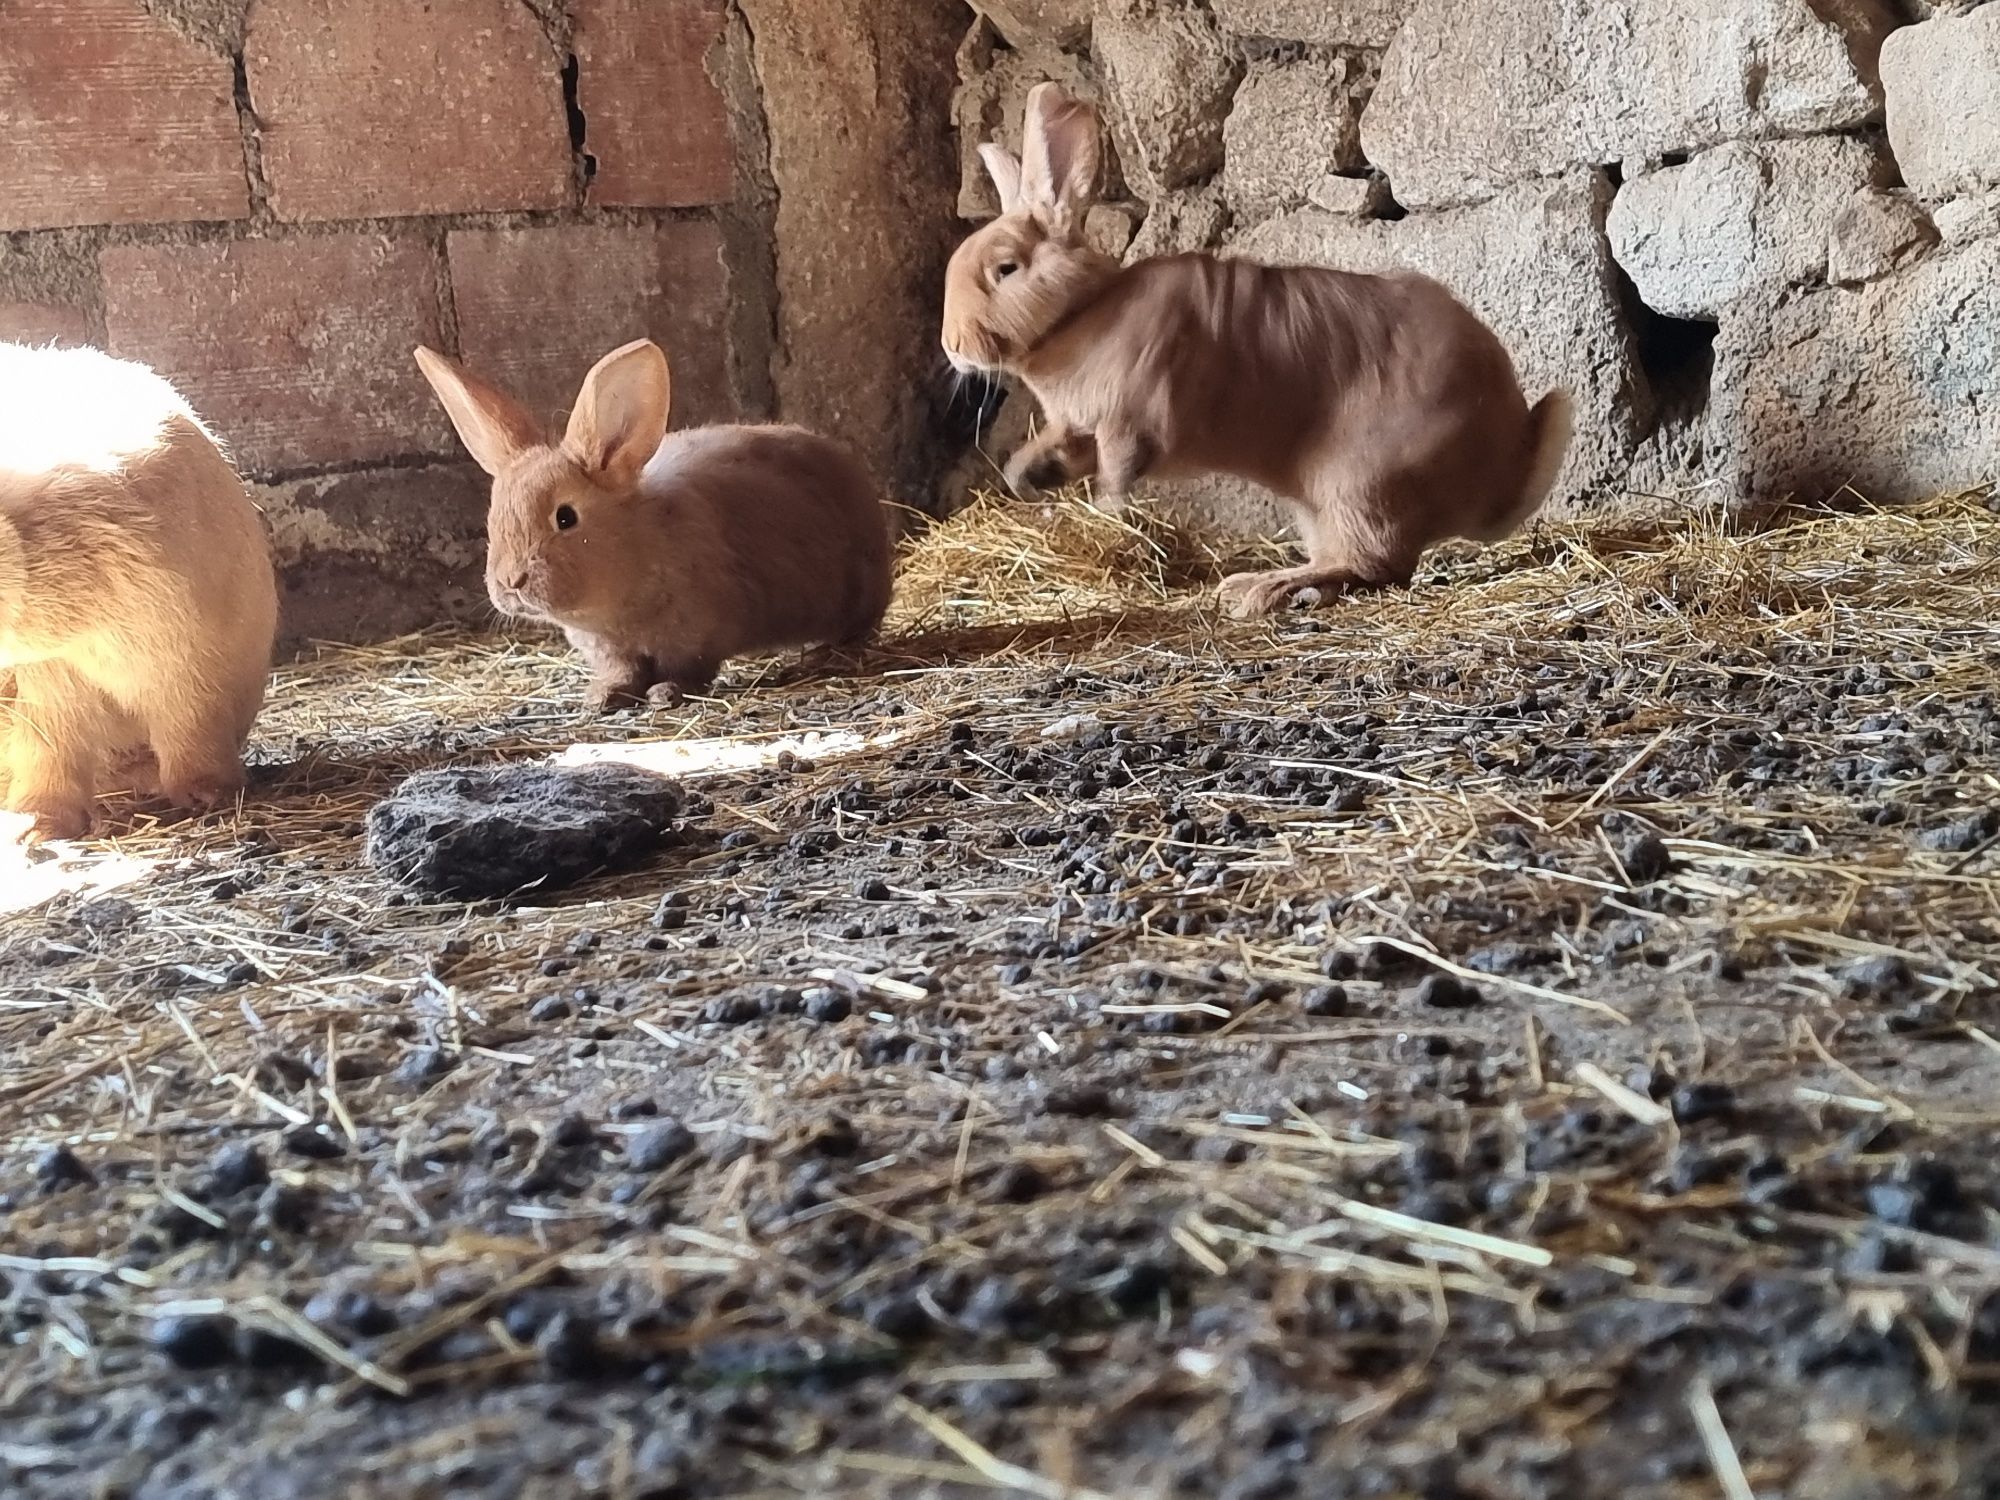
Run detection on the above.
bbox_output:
[4,661,110,841]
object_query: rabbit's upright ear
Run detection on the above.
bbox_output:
[414,347,543,477]
[1019,82,1101,239]
[979,143,1024,215]
[563,340,673,489]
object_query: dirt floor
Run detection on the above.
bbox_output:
[6,492,2000,1499]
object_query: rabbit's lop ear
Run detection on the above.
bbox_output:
[979,143,1024,215]
[564,340,673,489]
[414,347,543,477]
[1019,82,1100,238]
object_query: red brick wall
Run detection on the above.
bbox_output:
[0,0,742,647]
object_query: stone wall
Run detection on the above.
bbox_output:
[0,0,963,649]
[952,0,2000,523]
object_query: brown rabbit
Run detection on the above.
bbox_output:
[0,343,278,842]
[942,83,1575,620]
[414,339,893,710]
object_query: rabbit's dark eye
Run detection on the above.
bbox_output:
[554,504,579,532]
[993,260,1021,283]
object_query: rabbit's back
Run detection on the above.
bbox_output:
[0,344,277,834]
[0,344,276,674]
[643,424,892,654]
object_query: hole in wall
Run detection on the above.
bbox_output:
[1636,305,1717,415]
[1659,150,1689,169]
[1612,262,1718,465]
[562,55,597,186]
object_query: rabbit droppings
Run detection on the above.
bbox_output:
[0,343,278,842]
[943,84,1575,621]
[415,340,893,711]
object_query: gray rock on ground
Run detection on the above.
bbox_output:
[366,765,684,900]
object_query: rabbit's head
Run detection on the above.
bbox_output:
[414,340,672,631]
[943,83,1119,379]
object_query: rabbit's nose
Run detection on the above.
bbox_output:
[500,567,530,592]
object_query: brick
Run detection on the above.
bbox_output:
[101,235,452,476]
[244,0,571,223]
[0,0,248,231]
[448,222,735,434]
[0,301,92,349]
[576,0,734,208]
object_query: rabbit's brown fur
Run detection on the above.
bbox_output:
[415,340,892,710]
[943,84,1575,618]
[0,344,278,841]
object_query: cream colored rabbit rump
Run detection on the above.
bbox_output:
[414,339,893,711]
[0,344,278,842]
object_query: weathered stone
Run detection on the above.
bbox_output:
[1223,52,1371,223]
[1127,186,1229,261]
[366,765,684,900]
[1710,238,2000,502]
[257,465,491,651]
[1213,0,1412,48]
[245,0,571,222]
[1828,189,1940,286]
[576,0,735,209]
[1364,0,1899,211]
[1307,174,1389,217]
[954,41,1099,219]
[101,235,452,476]
[1085,204,1140,258]
[1237,171,1644,511]
[1935,189,2000,249]
[1880,7,2000,200]
[739,0,965,501]
[448,222,736,433]
[1606,137,1886,320]
[1095,2,1239,199]
[972,0,1094,52]
[0,0,248,232]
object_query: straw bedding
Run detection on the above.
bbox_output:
[4,488,2000,1497]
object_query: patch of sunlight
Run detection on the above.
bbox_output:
[0,814,158,920]
[554,727,908,780]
